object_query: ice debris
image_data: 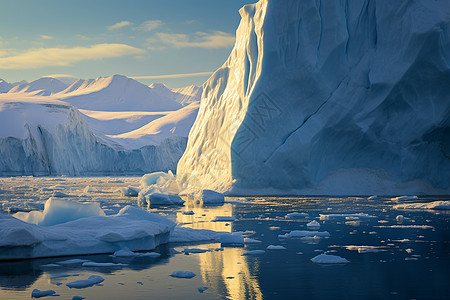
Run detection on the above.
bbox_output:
[311,254,349,264]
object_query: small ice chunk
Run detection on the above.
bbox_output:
[278,230,330,238]
[66,275,105,288]
[198,287,208,293]
[266,245,286,250]
[306,220,320,228]
[112,249,160,257]
[56,259,91,265]
[319,213,377,220]
[285,212,308,219]
[368,195,378,200]
[311,254,349,264]
[405,248,414,253]
[31,289,56,298]
[184,248,208,254]
[244,238,262,244]
[393,201,450,210]
[83,186,98,193]
[214,216,236,222]
[243,250,265,255]
[396,215,405,222]
[391,196,418,201]
[118,187,140,197]
[146,193,184,206]
[72,296,86,300]
[170,271,196,278]
[183,211,195,215]
[40,264,60,268]
[201,190,224,205]
[220,232,244,244]
[82,262,127,267]
[345,246,380,253]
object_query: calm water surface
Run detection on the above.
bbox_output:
[0,177,449,299]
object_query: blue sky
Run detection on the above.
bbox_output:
[0,0,256,88]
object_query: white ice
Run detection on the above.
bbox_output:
[266,245,286,250]
[170,271,196,278]
[66,275,105,289]
[393,201,450,210]
[220,232,244,245]
[278,230,330,239]
[311,254,349,264]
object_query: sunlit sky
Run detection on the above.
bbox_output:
[0,0,256,88]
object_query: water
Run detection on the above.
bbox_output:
[0,177,449,299]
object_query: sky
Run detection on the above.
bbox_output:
[0,0,257,88]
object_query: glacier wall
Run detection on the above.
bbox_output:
[177,0,450,195]
[0,102,186,176]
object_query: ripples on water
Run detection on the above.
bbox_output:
[0,177,449,299]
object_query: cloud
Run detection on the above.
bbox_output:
[76,34,90,40]
[132,71,213,79]
[0,44,145,69]
[151,31,235,49]
[107,21,132,30]
[135,20,164,32]
[40,35,54,40]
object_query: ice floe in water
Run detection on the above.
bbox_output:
[31,289,57,298]
[220,232,244,245]
[243,250,265,255]
[391,196,418,201]
[344,246,381,253]
[306,220,321,228]
[393,201,450,210]
[285,212,309,219]
[319,213,377,220]
[200,189,225,205]
[266,245,286,250]
[311,254,349,264]
[112,249,161,258]
[278,230,330,239]
[170,271,196,278]
[66,275,105,288]
[214,216,236,222]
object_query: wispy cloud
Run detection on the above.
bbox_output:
[0,44,145,69]
[150,31,235,49]
[40,35,54,40]
[76,34,90,41]
[132,71,213,79]
[107,21,132,30]
[135,20,163,32]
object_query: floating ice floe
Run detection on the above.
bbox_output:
[376,225,434,229]
[56,259,91,265]
[0,200,173,260]
[311,254,349,264]
[146,193,184,206]
[170,271,196,278]
[201,189,225,205]
[319,213,377,220]
[396,215,405,222]
[243,250,265,255]
[220,232,244,244]
[244,238,262,244]
[169,227,224,243]
[82,262,127,267]
[66,275,105,288]
[183,248,209,254]
[266,245,286,250]
[306,220,321,228]
[278,230,330,239]
[31,289,57,298]
[214,216,236,222]
[112,249,161,258]
[368,195,378,200]
[393,201,450,210]
[118,186,140,197]
[183,210,195,215]
[391,196,418,201]
[198,287,208,293]
[285,212,309,219]
[72,296,86,300]
[344,246,380,253]
[14,197,105,226]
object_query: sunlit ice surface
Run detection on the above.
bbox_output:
[0,177,449,299]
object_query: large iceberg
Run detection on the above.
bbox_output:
[178,0,450,195]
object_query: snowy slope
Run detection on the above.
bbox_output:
[171,85,203,106]
[8,77,69,95]
[57,75,182,111]
[177,0,450,195]
[0,93,188,176]
[0,79,13,93]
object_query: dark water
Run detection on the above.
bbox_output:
[0,195,449,299]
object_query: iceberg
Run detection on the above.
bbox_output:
[177,0,450,195]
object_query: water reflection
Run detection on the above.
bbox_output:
[176,203,263,300]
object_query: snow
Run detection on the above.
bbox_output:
[311,254,349,264]
[219,232,244,244]
[393,201,450,210]
[66,275,105,288]
[177,0,450,195]
[14,198,105,226]
[0,76,199,176]
[170,271,196,279]
[266,245,286,250]
[278,230,330,239]
[0,204,172,260]
[31,289,57,298]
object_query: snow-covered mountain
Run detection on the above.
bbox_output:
[57,75,182,112]
[177,0,450,195]
[0,79,13,93]
[171,85,202,106]
[8,77,69,95]
[0,75,199,176]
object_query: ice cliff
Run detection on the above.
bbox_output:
[178,0,450,195]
